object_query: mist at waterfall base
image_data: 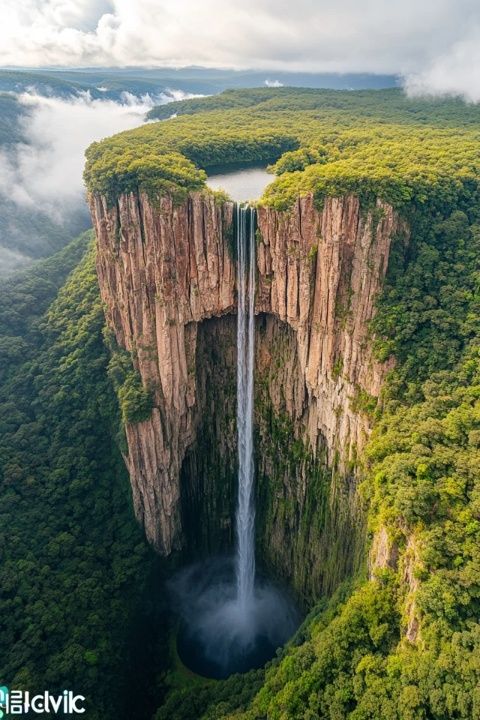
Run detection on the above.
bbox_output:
[171,558,300,679]
[171,204,299,679]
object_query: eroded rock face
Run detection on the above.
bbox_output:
[89,190,405,556]
[256,194,400,462]
[254,314,366,603]
[91,193,234,553]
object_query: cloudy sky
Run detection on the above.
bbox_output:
[1,0,480,99]
[1,0,479,273]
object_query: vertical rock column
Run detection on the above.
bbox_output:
[256,194,404,464]
[90,191,235,553]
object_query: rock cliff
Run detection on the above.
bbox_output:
[89,190,405,575]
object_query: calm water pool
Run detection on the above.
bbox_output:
[206,166,273,202]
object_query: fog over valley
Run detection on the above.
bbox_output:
[0,80,201,273]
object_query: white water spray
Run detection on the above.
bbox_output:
[235,204,256,609]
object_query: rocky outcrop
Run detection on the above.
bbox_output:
[368,526,421,643]
[253,313,366,603]
[402,535,421,643]
[369,525,399,574]
[256,195,400,461]
[89,190,405,557]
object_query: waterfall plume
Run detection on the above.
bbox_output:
[235,204,256,608]
[171,203,299,679]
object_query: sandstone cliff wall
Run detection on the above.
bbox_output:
[89,190,405,558]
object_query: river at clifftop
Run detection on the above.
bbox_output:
[206,165,272,202]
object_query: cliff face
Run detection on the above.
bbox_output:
[256,195,400,463]
[91,193,235,553]
[90,191,405,574]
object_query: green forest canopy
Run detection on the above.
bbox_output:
[128,94,480,720]
[84,87,480,211]
[0,235,167,719]
[3,88,480,719]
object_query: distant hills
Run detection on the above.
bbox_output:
[0,66,399,99]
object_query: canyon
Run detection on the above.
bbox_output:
[89,189,406,602]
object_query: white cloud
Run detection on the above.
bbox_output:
[264,80,284,88]
[404,26,480,103]
[0,246,33,273]
[0,0,476,78]
[1,1,480,100]
[0,88,198,222]
[0,1,479,100]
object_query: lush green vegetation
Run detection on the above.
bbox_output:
[94,89,480,718]
[5,88,480,719]
[149,199,480,717]
[145,86,480,125]
[154,666,265,720]
[85,87,480,212]
[0,235,167,719]
[204,201,480,720]
[145,88,294,120]
[106,343,154,427]
[0,232,88,367]
[84,128,295,202]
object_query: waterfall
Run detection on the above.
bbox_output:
[172,203,300,679]
[235,204,256,609]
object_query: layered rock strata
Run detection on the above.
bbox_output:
[90,190,405,556]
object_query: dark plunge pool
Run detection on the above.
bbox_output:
[170,557,300,680]
[206,166,273,203]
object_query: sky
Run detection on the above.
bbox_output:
[1,0,480,101]
[2,0,480,273]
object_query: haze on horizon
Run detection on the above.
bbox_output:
[2,0,480,274]
[1,0,480,102]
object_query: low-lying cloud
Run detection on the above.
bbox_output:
[0,246,32,274]
[0,88,195,221]
[0,87,200,272]
[405,27,480,103]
